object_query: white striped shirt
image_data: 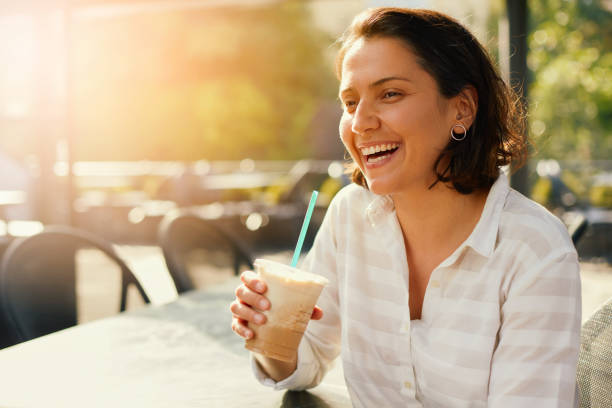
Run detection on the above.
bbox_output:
[253,172,581,407]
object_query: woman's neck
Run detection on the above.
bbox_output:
[391,181,488,254]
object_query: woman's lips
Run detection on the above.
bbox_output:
[361,143,400,169]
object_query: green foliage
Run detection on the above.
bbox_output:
[531,176,553,206]
[71,1,336,161]
[561,169,588,197]
[590,184,612,207]
[528,0,612,161]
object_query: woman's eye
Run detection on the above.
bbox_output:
[343,100,357,110]
[383,91,401,99]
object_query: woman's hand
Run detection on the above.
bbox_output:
[230,270,323,340]
[230,270,269,340]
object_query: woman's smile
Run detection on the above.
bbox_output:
[359,142,401,168]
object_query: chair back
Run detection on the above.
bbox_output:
[0,226,150,345]
[577,297,612,407]
[568,213,589,245]
[158,211,253,293]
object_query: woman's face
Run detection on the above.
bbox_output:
[339,36,458,196]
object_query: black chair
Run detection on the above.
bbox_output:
[568,213,589,246]
[577,297,612,407]
[0,226,150,346]
[158,211,254,294]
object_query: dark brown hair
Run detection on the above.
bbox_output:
[336,8,527,194]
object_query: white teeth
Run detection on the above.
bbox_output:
[367,153,391,163]
[360,143,399,156]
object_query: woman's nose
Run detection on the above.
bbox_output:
[351,101,379,135]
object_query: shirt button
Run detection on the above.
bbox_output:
[430,280,440,288]
[404,381,412,389]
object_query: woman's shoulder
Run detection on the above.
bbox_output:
[496,190,580,303]
[498,188,575,258]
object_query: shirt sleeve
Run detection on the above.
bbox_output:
[250,194,343,390]
[488,248,582,407]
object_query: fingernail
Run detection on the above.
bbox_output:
[256,282,264,292]
[255,314,264,324]
[245,329,252,339]
[259,299,269,309]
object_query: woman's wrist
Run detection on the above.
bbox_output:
[253,352,298,382]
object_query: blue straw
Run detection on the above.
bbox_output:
[290,190,319,267]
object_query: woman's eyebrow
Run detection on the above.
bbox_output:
[371,76,412,87]
[338,76,412,98]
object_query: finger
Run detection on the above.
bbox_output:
[231,317,253,339]
[240,270,267,294]
[230,300,267,325]
[311,305,324,320]
[234,285,270,311]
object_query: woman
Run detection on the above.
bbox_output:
[230,8,581,407]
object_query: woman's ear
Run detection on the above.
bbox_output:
[454,85,478,128]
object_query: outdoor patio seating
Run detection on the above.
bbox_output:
[0,226,150,347]
[158,210,254,293]
[577,297,612,407]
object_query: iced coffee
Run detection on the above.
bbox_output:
[245,258,328,362]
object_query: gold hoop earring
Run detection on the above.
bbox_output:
[450,123,467,141]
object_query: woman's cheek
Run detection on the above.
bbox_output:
[339,115,367,180]
[339,114,353,150]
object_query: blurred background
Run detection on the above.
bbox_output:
[0,0,610,327]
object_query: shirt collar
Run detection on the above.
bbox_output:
[364,171,510,258]
[463,171,509,258]
[365,194,395,228]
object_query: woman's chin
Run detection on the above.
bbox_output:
[365,178,394,196]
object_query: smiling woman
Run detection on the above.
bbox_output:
[336,9,527,195]
[231,8,582,408]
[338,36,469,197]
